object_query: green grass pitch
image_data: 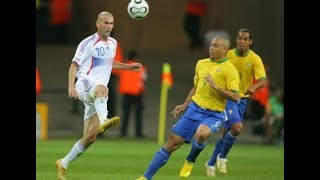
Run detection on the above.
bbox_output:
[36,139,284,180]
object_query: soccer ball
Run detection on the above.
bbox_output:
[127,0,149,19]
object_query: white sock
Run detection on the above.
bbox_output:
[61,140,86,168]
[94,97,108,124]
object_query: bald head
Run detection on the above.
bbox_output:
[96,11,114,41]
[214,37,230,50]
[96,11,113,24]
[209,37,230,60]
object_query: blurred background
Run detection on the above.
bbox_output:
[36,0,284,145]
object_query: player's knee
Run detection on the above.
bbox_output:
[194,125,211,142]
[164,143,175,153]
[164,134,183,152]
[94,85,109,98]
[231,123,243,136]
[194,132,210,142]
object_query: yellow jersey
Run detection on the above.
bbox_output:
[227,49,266,98]
[192,58,239,111]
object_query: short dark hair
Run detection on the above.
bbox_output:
[238,28,253,39]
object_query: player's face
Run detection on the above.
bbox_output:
[209,38,226,60]
[97,15,114,39]
[236,32,252,51]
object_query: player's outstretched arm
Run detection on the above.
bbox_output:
[171,86,196,118]
[245,78,267,96]
[113,61,142,71]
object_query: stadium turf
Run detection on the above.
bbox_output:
[36,139,284,180]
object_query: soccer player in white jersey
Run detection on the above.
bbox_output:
[55,11,142,180]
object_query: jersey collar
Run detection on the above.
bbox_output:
[234,48,250,57]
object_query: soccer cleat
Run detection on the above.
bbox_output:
[216,153,228,174]
[55,159,67,180]
[205,161,216,177]
[179,159,194,178]
[136,175,148,180]
[99,116,120,134]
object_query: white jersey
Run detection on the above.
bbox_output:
[72,33,117,88]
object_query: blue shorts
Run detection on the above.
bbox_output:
[223,98,248,130]
[172,101,224,143]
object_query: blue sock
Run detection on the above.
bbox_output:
[186,140,207,163]
[207,136,224,166]
[220,131,237,158]
[144,147,171,179]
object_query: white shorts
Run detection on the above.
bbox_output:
[75,78,108,120]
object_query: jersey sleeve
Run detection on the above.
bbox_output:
[72,39,91,66]
[253,55,267,80]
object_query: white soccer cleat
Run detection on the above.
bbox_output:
[205,161,216,177]
[216,153,228,174]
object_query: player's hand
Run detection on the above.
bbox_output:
[244,87,254,96]
[204,73,218,89]
[171,104,186,119]
[130,63,142,71]
[68,87,79,99]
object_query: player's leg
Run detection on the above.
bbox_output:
[92,84,109,123]
[206,100,239,174]
[219,99,248,158]
[216,99,248,174]
[181,111,223,178]
[56,103,99,180]
[200,117,224,177]
[219,122,242,158]
[138,106,197,180]
[90,84,120,134]
[138,133,185,180]
[207,127,227,166]
[180,124,210,178]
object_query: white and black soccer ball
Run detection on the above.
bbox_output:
[127,0,149,19]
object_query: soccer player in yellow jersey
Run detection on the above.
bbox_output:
[205,29,267,177]
[136,37,240,180]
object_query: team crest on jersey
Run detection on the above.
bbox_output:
[217,67,222,72]
[246,62,251,68]
[228,109,233,115]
